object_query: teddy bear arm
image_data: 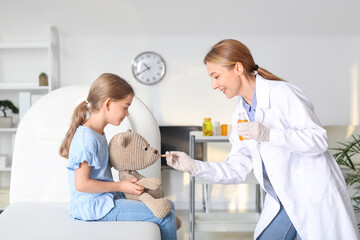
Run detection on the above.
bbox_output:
[147,188,164,199]
[136,178,162,190]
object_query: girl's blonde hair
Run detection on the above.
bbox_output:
[59,73,134,159]
[204,39,282,81]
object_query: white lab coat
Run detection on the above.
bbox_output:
[194,75,359,240]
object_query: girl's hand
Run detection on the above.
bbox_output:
[120,178,145,195]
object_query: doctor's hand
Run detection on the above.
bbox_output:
[165,151,198,175]
[237,121,270,142]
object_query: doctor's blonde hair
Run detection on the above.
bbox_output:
[59,73,134,159]
[204,39,282,81]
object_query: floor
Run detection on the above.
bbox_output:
[176,209,254,240]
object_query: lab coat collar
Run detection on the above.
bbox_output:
[255,74,270,110]
[236,74,270,123]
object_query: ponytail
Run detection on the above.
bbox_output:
[257,67,283,81]
[59,101,90,159]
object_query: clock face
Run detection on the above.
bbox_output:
[132,51,166,85]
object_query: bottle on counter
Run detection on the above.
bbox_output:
[213,121,220,136]
[221,124,228,136]
[202,118,213,136]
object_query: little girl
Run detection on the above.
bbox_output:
[59,73,177,240]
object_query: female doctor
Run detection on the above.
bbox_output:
[166,39,359,240]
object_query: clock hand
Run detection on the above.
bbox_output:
[136,67,151,76]
[143,63,151,70]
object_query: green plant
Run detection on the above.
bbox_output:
[39,72,47,77]
[332,134,360,229]
[0,100,19,117]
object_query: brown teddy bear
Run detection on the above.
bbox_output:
[109,130,181,229]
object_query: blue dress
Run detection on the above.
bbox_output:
[67,126,116,221]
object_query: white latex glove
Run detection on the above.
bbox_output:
[166,151,198,175]
[237,121,270,142]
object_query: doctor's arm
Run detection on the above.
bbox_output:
[237,84,328,156]
[166,140,253,185]
[267,84,328,155]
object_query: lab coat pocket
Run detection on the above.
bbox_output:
[295,156,337,205]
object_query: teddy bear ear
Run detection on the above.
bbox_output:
[127,129,132,133]
[117,134,126,148]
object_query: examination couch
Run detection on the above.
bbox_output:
[0,86,162,239]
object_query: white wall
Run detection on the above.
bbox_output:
[1,0,360,126]
[59,35,360,126]
[1,0,360,210]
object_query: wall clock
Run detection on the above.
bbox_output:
[132,51,166,85]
